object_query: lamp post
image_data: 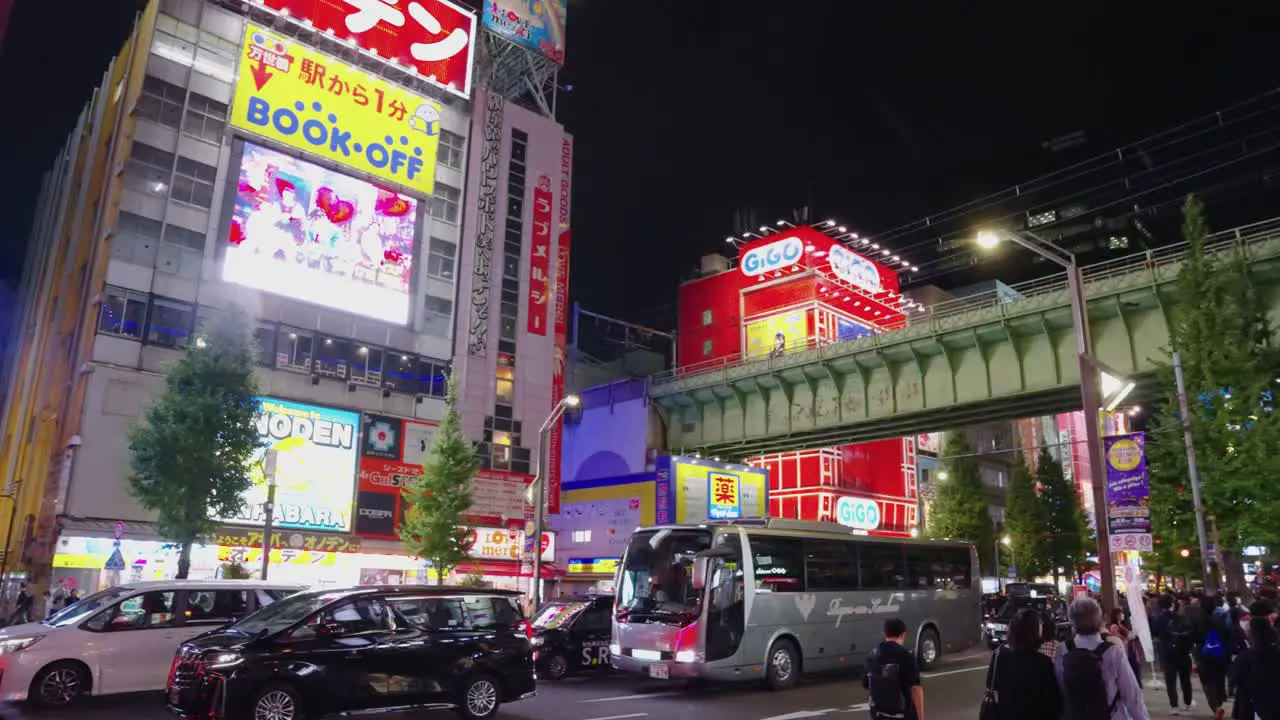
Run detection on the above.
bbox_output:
[530,393,580,613]
[976,229,1118,613]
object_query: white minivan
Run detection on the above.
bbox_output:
[0,579,304,707]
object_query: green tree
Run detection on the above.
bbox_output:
[1146,195,1280,591]
[928,433,994,572]
[127,306,261,579]
[1037,447,1089,586]
[400,374,478,584]
[1004,452,1050,580]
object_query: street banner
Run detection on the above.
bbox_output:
[1104,432,1153,552]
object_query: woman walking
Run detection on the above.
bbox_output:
[984,608,1064,719]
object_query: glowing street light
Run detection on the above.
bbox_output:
[975,230,1001,250]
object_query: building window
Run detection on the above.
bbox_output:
[490,444,512,471]
[162,224,205,251]
[429,183,461,224]
[702,309,713,326]
[426,237,456,281]
[117,211,163,245]
[183,92,227,143]
[571,530,592,544]
[416,358,449,397]
[315,336,351,379]
[171,156,216,208]
[146,297,195,348]
[351,345,383,387]
[193,30,237,83]
[702,339,713,357]
[423,295,452,338]
[275,327,313,372]
[385,352,415,392]
[98,286,148,339]
[136,75,184,129]
[495,365,514,403]
[438,130,464,170]
[251,323,275,367]
[124,142,175,198]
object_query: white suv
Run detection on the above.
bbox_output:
[0,579,304,707]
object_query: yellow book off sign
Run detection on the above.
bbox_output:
[230,23,442,196]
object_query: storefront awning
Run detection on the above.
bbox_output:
[454,561,565,579]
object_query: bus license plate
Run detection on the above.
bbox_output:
[649,664,669,679]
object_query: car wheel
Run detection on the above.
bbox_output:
[250,682,306,720]
[765,639,799,691]
[30,661,88,708]
[544,653,569,681]
[457,673,501,720]
[916,627,941,670]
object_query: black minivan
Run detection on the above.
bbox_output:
[165,586,537,720]
[531,594,614,680]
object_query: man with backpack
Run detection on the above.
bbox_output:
[862,617,924,720]
[1053,595,1149,720]
[1152,593,1196,714]
[1198,593,1233,719]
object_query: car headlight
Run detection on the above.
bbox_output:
[0,636,42,654]
[201,651,243,670]
[674,650,700,663]
[531,636,543,646]
[609,643,621,656]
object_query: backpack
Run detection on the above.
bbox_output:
[1165,611,1193,656]
[866,647,906,717]
[1061,636,1120,720]
[1202,607,1230,661]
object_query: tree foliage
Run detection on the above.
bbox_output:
[127,305,261,578]
[928,433,994,572]
[1145,196,1280,586]
[1004,452,1051,580]
[1037,447,1090,584]
[400,373,479,583]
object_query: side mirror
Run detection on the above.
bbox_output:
[691,557,709,591]
[316,622,344,639]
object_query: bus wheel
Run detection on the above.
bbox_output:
[765,639,798,691]
[916,628,940,670]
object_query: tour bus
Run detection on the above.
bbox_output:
[609,518,979,689]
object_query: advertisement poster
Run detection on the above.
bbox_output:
[546,134,573,516]
[355,415,438,539]
[1104,432,1153,552]
[657,455,768,524]
[745,311,808,359]
[549,497,641,555]
[481,0,567,65]
[230,24,444,194]
[836,316,874,343]
[708,472,742,520]
[224,142,419,323]
[222,398,360,532]
[527,175,553,335]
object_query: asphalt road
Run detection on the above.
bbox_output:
[2,651,994,720]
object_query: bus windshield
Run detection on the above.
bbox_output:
[616,528,711,623]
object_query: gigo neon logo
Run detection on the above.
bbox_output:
[740,236,804,277]
[828,245,883,293]
[835,496,881,530]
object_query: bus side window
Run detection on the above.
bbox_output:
[805,540,858,591]
[749,536,804,592]
[942,547,972,589]
[905,547,936,588]
[860,544,907,590]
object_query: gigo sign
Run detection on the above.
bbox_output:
[828,245,883,293]
[741,236,804,277]
[835,496,881,531]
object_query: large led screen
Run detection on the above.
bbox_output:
[220,397,360,532]
[223,142,418,324]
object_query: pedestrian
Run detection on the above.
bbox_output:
[1040,611,1061,658]
[1109,606,1144,688]
[1054,595,1149,720]
[7,584,32,626]
[1231,600,1280,720]
[984,608,1063,719]
[1227,592,1246,699]
[1198,593,1233,720]
[862,617,924,720]
[1152,593,1196,715]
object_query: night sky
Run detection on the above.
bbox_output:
[3,2,1278,334]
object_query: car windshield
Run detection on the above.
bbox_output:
[533,601,589,629]
[229,589,349,636]
[43,586,135,628]
[616,528,711,623]
[996,598,1047,621]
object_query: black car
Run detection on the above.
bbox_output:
[983,596,1069,648]
[530,594,614,680]
[165,586,536,720]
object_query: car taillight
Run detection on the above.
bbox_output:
[518,620,534,640]
[167,655,181,687]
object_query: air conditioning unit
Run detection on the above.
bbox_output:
[700,254,731,276]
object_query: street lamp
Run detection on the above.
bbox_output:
[975,228,1118,613]
[529,393,581,612]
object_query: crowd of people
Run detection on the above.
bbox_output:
[864,587,1280,720]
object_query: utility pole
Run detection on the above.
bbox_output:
[1209,515,1223,592]
[1172,352,1217,593]
[260,450,278,581]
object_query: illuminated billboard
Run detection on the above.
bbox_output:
[745,310,808,359]
[231,23,443,194]
[655,455,769,525]
[221,398,360,533]
[223,141,418,324]
[482,0,567,65]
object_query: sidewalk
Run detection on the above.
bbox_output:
[1141,678,1219,720]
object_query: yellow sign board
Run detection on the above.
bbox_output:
[567,558,620,575]
[670,457,768,524]
[231,24,441,196]
[745,311,808,358]
[217,546,336,567]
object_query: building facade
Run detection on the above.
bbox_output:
[0,0,574,594]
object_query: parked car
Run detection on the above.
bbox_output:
[165,585,537,720]
[531,594,614,680]
[0,579,302,708]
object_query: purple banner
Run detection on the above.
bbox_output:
[1104,433,1151,539]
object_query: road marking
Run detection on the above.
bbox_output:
[584,714,649,720]
[579,692,683,704]
[759,711,839,720]
[923,664,987,678]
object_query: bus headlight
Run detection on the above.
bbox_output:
[674,650,700,663]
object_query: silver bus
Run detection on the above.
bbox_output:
[610,518,980,689]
